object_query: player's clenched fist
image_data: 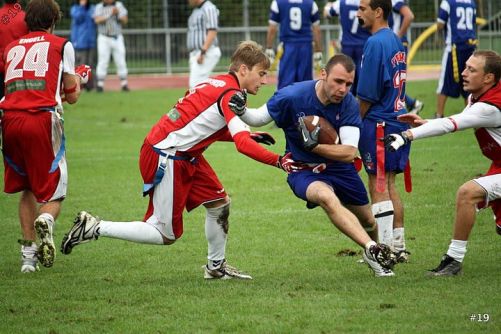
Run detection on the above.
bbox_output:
[75,64,92,84]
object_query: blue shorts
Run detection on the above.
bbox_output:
[287,165,369,207]
[437,46,475,98]
[359,119,410,174]
[278,42,313,89]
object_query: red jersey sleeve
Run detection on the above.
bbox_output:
[219,91,280,167]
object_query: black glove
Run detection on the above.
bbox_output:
[228,90,247,116]
[250,131,275,145]
[383,131,411,152]
[297,117,320,151]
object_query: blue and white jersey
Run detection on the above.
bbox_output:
[269,0,320,43]
[389,0,409,45]
[357,28,407,125]
[437,0,477,48]
[267,80,362,164]
[325,0,370,47]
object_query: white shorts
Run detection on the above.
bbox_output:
[473,173,501,204]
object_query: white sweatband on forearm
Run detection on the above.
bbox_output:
[411,102,501,140]
[339,126,360,148]
[239,104,273,127]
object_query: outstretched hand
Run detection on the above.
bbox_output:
[383,132,411,152]
[228,90,247,116]
[398,113,427,127]
[250,131,275,145]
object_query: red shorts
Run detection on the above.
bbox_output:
[139,142,226,240]
[2,110,67,202]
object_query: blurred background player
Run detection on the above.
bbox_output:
[1,0,89,273]
[266,0,323,90]
[0,0,28,100]
[187,0,221,89]
[389,0,424,115]
[61,41,304,280]
[356,0,411,262]
[436,0,477,118]
[228,54,398,277]
[70,0,97,91]
[93,0,129,92]
[323,0,371,96]
[384,50,501,276]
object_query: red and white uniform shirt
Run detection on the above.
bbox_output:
[1,31,75,203]
[410,82,501,227]
[0,31,75,112]
[140,73,280,240]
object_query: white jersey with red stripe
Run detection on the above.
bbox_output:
[145,72,279,166]
[410,82,501,164]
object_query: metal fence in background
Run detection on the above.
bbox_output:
[52,0,501,74]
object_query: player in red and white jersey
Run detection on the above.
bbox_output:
[61,41,304,280]
[384,50,501,276]
[1,0,87,273]
[0,0,29,100]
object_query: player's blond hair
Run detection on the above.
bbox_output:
[229,41,270,72]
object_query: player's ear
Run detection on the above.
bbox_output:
[484,72,495,85]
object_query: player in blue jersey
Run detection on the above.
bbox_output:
[436,0,477,118]
[389,0,424,115]
[357,0,411,262]
[266,0,323,89]
[228,54,397,277]
[324,0,371,96]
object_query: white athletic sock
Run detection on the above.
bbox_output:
[393,227,405,251]
[205,203,230,268]
[99,221,164,245]
[372,200,394,247]
[446,239,467,262]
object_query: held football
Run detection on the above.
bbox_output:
[302,115,339,145]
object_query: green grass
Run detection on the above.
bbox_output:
[1,81,499,333]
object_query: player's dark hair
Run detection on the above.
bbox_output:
[473,50,501,83]
[369,0,392,21]
[229,41,270,73]
[5,0,19,4]
[25,0,61,32]
[325,54,355,74]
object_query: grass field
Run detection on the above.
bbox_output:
[1,80,499,334]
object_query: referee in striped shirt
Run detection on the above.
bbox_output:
[187,0,221,88]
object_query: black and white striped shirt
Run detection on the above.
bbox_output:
[93,1,128,36]
[187,0,219,51]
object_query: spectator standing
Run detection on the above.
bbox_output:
[93,0,129,92]
[436,0,477,118]
[266,0,323,90]
[0,0,28,99]
[186,0,221,89]
[70,0,97,91]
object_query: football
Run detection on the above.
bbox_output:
[302,115,339,145]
